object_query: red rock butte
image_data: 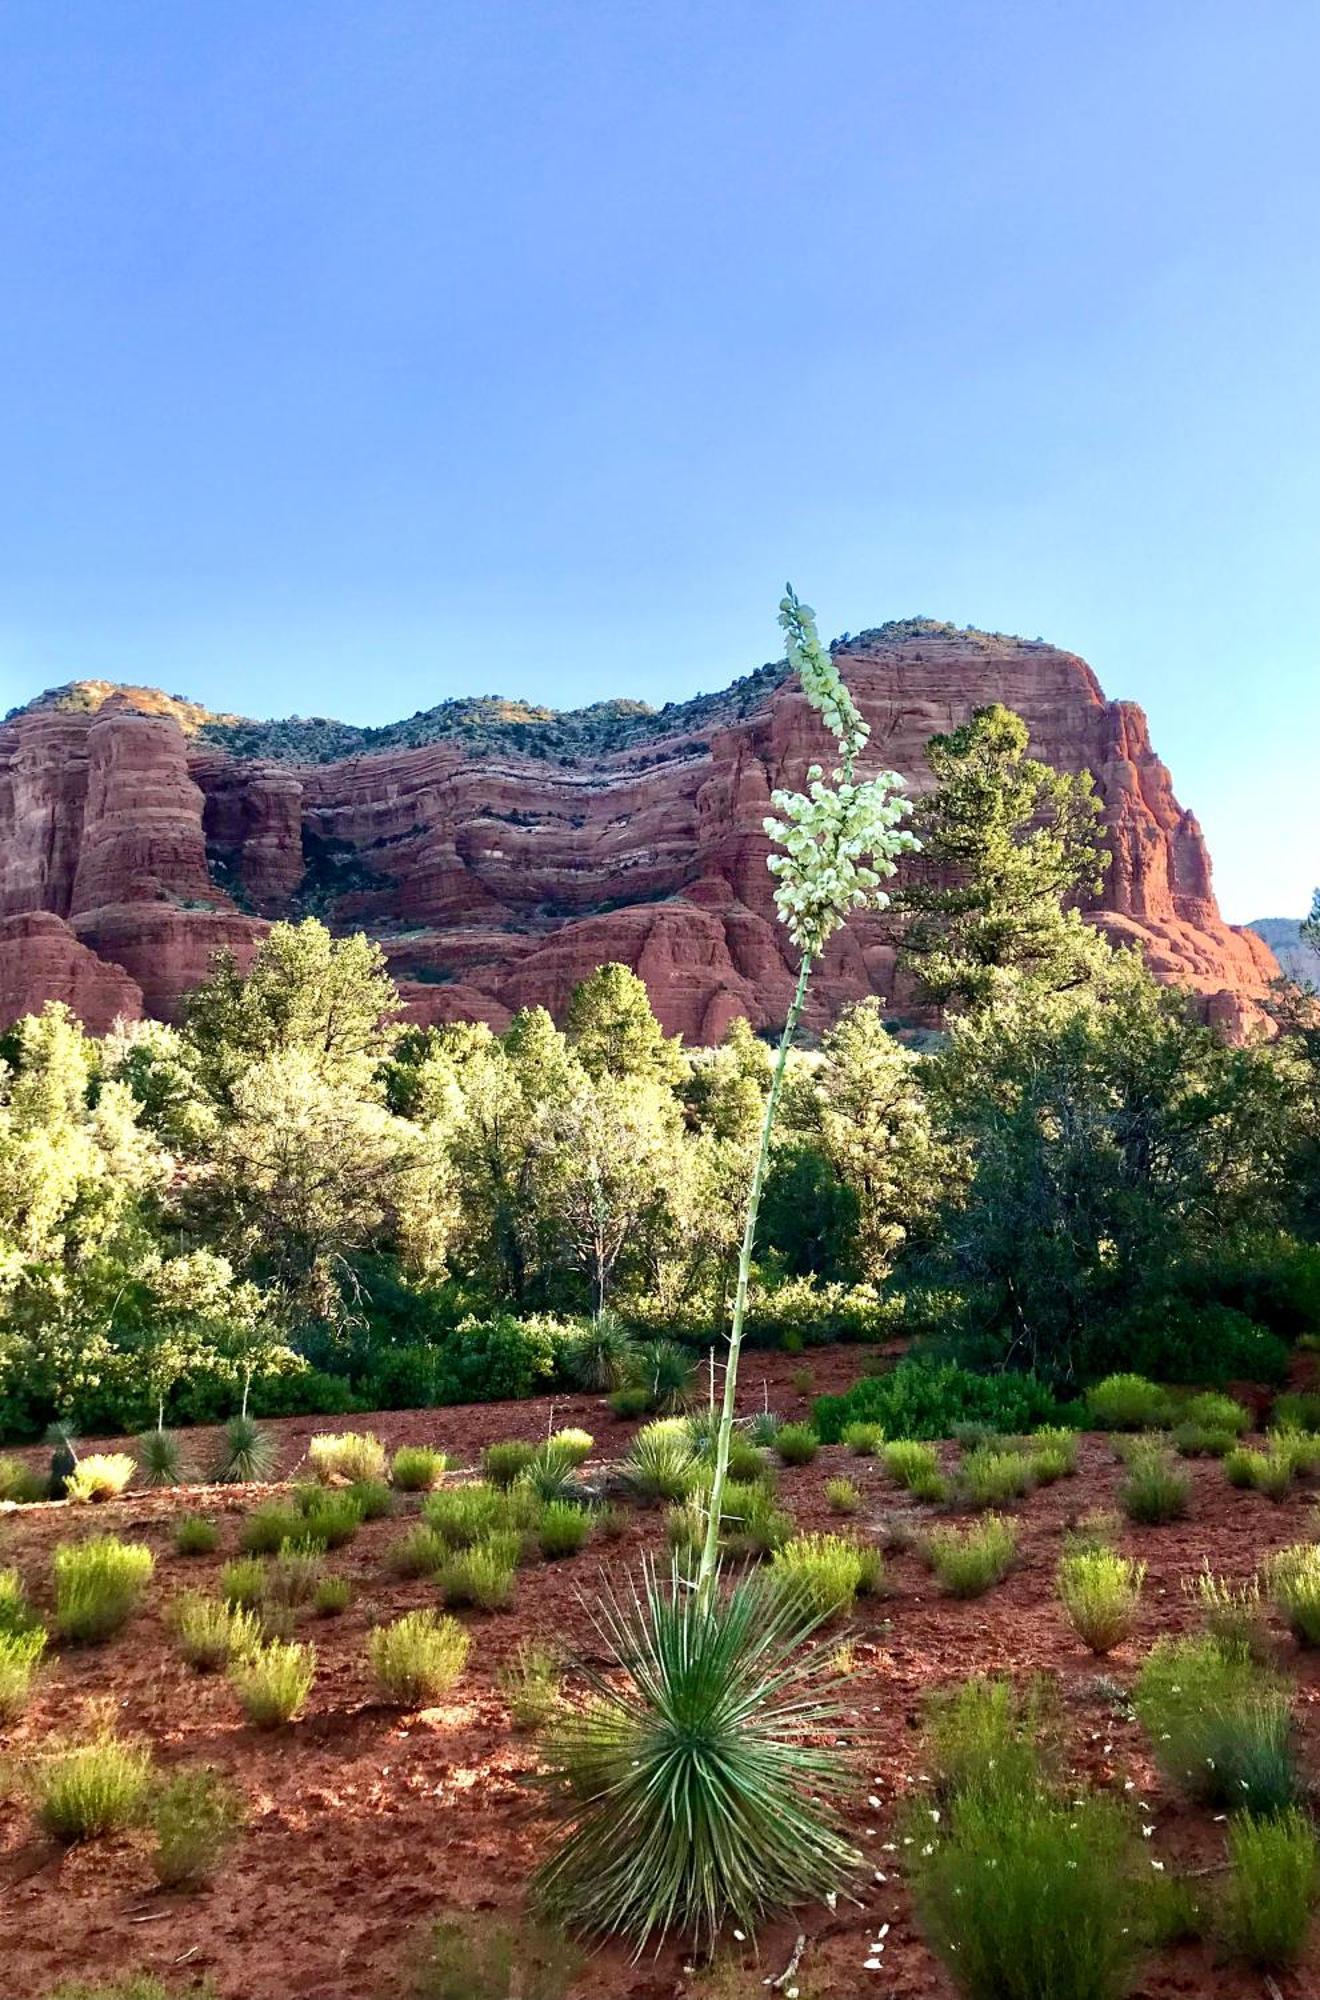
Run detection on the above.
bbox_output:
[0,621,1277,1043]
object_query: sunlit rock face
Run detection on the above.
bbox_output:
[0,626,1277,1038]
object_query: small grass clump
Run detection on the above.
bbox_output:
[307,1430,387,1484]
[168,1592,262,1672]
[54,1536,154,1644]
[548,1427,594,1466]
[370,1609,470,1707]
[136,1428,189,1488]
[313,1573,352,1617]
[824,1476,860,1515]
[922,1674,1049,1801]
[882,1439,942,1491]
[484,1440,538,1488]
[32,1725,152,1841]
[721,1434,769,1484]
[1267,1544,1320,1646]
[173,1515,219,1557]
[622,1422,698,1504]
[229,1639,315,1726]
[1134,1635,1298,1813]
[65,1453,136,1504]
[1057,1548,1145,1654]
[262,1547,325,1611]
[435,1535,519,1612]
[1026,1427,1079,1476]
[386,1523,449,1578]
[1183,1391,1250,1435]
[219,1556,267,1607]
[424,1482,534,1549]
[1183,1565,1270,1659]
[1086,1373,1173,1430]
[1218,1808,1319,1968]
[925,1515,1017,1599]
[211,1413,277,1484]
[710,1481,792,1560]
[409,1916,580,2000]
[607,1384,653,1420]
[348,1477,394,1521]
[1118,1446,1190,1525]
[239,1501,304,1556]
[770,1533,872,1618]
[391,1445,447,1492]
[1224,1445,1294,1500]
[1174,1421,1238,1458]
[0,1626,47,1718]
[773,1423,819,1466]
[149,1767,245,1888]
[295,1487,364,1549]
[499,1640,563,1730]
[537,1501,593,1560]
[958,1448,1036,1509]
[842,1419,883,1456]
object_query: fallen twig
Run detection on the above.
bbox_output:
[764,1934,806,1990]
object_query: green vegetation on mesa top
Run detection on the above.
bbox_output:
[7,619,1046,765]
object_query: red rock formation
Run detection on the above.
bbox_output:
[0,628,1277,1039]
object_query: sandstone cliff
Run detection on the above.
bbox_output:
[0,624,1277,1040]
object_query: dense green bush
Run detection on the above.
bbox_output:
[814,1361,1073,1446]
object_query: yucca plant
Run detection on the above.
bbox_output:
[212,1413,277,1484]
[634,1338,698,1415]
[622,1424,698,1504]
[534,1562,861,1948]
[135,1428,188,1488]
[1058,1547,1145,1654]
[562,1313,639,1392]
[519,1442,583,1506]
[369,1609,470,1707]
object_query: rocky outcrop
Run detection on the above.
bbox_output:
[0,625,1278,1038]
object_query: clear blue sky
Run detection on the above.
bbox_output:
[1,1,1316,921]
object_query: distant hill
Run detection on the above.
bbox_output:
[1248,917,1320,989]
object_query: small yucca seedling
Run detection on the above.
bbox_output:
[1267,1544,1320,1646]
[313,1573,352,1617]
[1219,1807,1319,1968]
[747,1410,781,1448]
[219,1556,267,1608]
[958,1448,1036,1510]
[229,1639,315,1726]
[370,1609,470,1707]
[150,1767,245,1890]
[436,1533,519,1611]
[307,1430,387,1485]
[386,1522,449,1578]
[483,1440,538,1488]
[1134,1635,1298,1813]
[538,1500,593,1560]
[773,1423,819,1466]
[32,1724,152,1841]
[173,1514,219,1557]
[168,1592,262,1672]
[1183,1564,1270,1660]
[54,1536,155,1643]
[391,1445,447,1492]
[770,1533,870,1619]
[1057,1547,1145,1654]
[825,1477,861,1515]
[925,1515,1018,1599]
[882,1440,941,1491]
[519,1442,582,1506]
[634,1337,697,1414]
[212,1413,277,1485]
[135,1428,188,1489]
[1118,1447,1190,1525]
[499,1639,563,1730]
[65,1453,136,1504]
[0,1626,47,1718]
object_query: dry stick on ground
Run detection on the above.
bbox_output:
[765,1933,808,1990]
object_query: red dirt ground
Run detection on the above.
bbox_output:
[2,1343,1318,2000]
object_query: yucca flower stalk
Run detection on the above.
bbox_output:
[696,587,917,1601]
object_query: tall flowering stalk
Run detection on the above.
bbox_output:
[696,587,918,1602]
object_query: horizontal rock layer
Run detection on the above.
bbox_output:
[0,628,1277,1040]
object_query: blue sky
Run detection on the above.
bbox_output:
[1,2,1317,921]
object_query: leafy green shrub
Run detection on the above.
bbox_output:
[219,1556,266,1607]
[814,1360,1070,1446]
[0,1626,47,1718]
[825,1477,860,1514]
[313,1573,352,1616]
[149,1768,245,1888]
[538,1501,593,1560]
[1118,1447,1190,1524]
[168,1592,262,1672]
[54,1536,154,1643]
[533,1564,859,1948]
[66,1453,135,1503]
[370,1609,470,1706]
[925,1516,1017,1598]
[173,1515,219,1557]
[136,1429,188,1488]
[622,1422,698,1503]
[483,1441,537,1488]
[408,1915,580,2000]
[1057,1549,1145,1654]
[1219,1808,1318,1967]
[308,1430,387,1484]
[391,1445,448,1491]
[882,1440,942,1490]
[499,1640,563,1730]
[1086,1374,1173,1431]
[386,1523,449,1578]
[1182,1391,1250,1435]
[771,1534,870,1618]
[773,1423,819,1466]
[229,1639,315,1726]
[842,1420,883,1456]
[1134,1636,1297,1812]
[211,1414,277,1484]
[910,1783,1143,2000]
[32,1727,152,1840]
[1268,1544,1320,1646]
[958,1447,1036,1509]
[436,1534,519,1611]
[239,1502,304,1556]
[1183,1565,1269,1659]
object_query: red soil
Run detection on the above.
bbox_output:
[1,1344,1317,2000]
